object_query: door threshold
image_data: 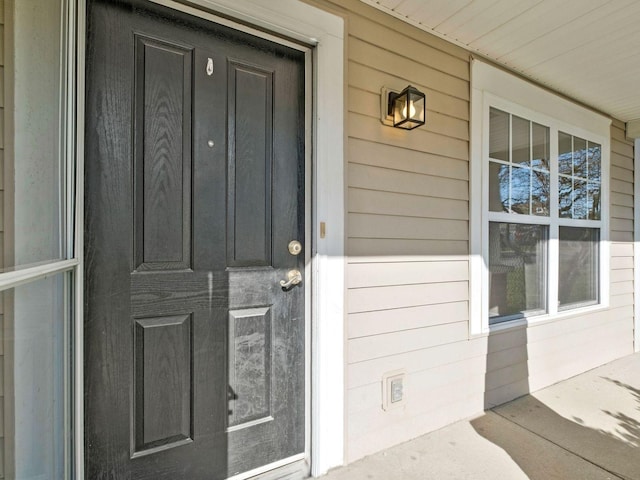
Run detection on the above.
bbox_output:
[228,455,309,480]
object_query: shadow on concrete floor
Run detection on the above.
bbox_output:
[472,386,640,480]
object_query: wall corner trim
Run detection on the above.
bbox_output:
[626,119,640,140]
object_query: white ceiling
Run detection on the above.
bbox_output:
[360,0,640,123]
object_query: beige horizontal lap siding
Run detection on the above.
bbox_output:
[309,0,635,464]
[314,0,475,462]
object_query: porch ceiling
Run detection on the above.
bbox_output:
[360,0,640,123]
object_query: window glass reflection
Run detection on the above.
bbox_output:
[573,137,587,178]
[588,143,601,181]
[558,132,600,220]
[489,108,551,218]
[489,161,509,212]
[489,107,509,161]
[558,132,573,175]
[588,182,601,220]
[587,142,601,220]
[510,166,530,214]
[512,115,530,165]
[2,0,71,474]
[6,273,67,478]
[532,122,549,170]
[573,179,588,219]
[489,222,547,321]
[8,0,67,270]
[559,227,598,308]
[531,170,549,216]
[559,176,572,218]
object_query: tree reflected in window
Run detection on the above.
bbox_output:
[558,132,601,220]
[487,107,603,324]
[489,108,550,216]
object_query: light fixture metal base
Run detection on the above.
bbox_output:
[380,86,395,127]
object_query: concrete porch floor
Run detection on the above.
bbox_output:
[321,352,640,480]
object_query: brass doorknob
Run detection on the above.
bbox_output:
[280,269,302,289]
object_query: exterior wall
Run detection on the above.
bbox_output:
[322,0,476,462]
[313,0,635,464]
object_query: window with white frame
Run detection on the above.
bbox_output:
[0,0,79,477]
[470,60,610,332]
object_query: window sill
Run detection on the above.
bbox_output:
[470,302,610,338]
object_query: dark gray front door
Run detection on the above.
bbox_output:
[84,1,306,478]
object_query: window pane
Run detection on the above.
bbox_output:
[510,166,530,214]
[559,227,599,308]
[512,115,530,165]
[489,161,509,212]
[573,137,587,178]
[9,0,67,270]
[557,133,600,220]
[531,170,549,216]
[532,122,549,170]
[588,182,601,220]
[558,132,573,175]
[6,273,69,478]
[573,179,588,219]
[489,108,509,161]
[488,222,547,322]
[587,142,601,220]
[559,176,572,218]
[487,109,552,218]
[588,142,601,182]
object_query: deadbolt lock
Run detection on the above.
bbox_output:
[288,240,302,256]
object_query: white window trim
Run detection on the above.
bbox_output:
[470,59,611,336]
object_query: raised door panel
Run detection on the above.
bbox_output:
[134,36,193,272]
[133,314,193,455]
[228,307,272,430]
[227,62,274,267]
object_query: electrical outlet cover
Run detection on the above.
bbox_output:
[382,369,407,411]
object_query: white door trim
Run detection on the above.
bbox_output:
[83,0,346,477]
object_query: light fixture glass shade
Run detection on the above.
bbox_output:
[390,85,426,130]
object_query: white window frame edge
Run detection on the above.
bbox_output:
[470,58,611,336]
[74,0,86,477]
[0,0,82,477]
[74,0,346,477]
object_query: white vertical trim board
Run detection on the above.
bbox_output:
[635,138,640,352]
[115,0,346,476]
[470,58,612,336]
[74,0,87,477]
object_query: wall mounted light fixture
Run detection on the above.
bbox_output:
[381,85,426,130]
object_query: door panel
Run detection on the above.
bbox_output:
[85,1,306,478]
[228,307,272,428]
[133,314,193,453]
[227,61,273,267]
[133,35,193,271]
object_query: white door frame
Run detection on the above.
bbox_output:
[75,0,345,478]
